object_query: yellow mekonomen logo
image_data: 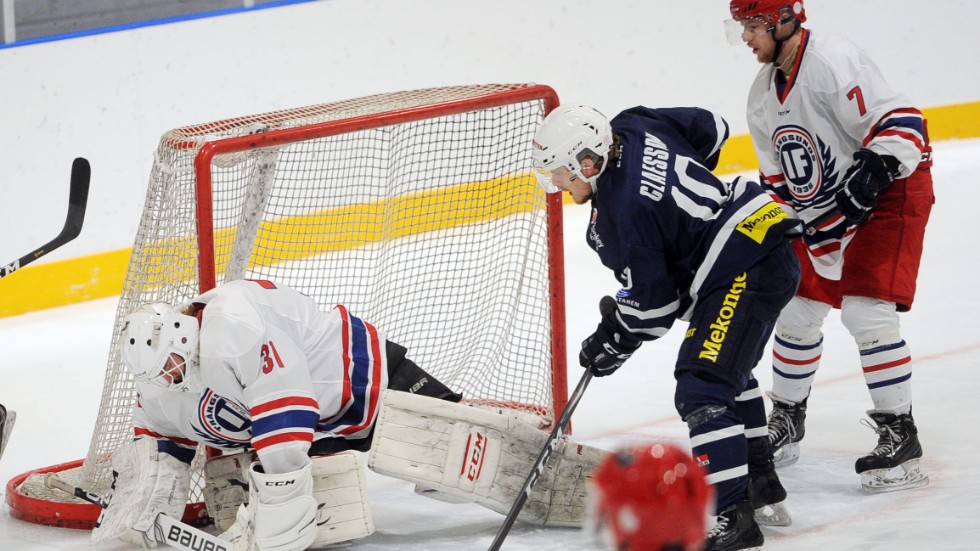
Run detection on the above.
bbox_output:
[737,202,788,244]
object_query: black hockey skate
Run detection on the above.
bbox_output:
[747,438,791,526]
[704,500,763,551]
[855,410,929,493]
[767,392,807,468]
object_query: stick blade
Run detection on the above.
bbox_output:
[65,157,91,238]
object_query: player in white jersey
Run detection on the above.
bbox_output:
[728,0,933,494]
[94,279,461,550]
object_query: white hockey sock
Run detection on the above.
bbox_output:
[857,332,912,414]
[771,332,822,404]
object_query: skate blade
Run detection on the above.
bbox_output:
[860,459,929,493]
[754,500,792,527]
[773,442,800,468]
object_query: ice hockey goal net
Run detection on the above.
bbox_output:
[6,83,566,528]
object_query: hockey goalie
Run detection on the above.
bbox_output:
[92,279,463,550]
[90,278,603,550]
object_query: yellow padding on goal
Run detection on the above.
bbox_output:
[129,172,542,284]
[240,172,540,265]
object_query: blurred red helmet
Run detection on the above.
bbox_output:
[730,0,806,28]
[591,443,712,551]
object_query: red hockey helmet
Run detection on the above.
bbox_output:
[590,443,712,551]
[729,0,806,28]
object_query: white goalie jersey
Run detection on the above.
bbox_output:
[746,30,930,279]
[132,279,389,475]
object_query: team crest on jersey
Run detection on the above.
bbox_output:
[771,125,839,201]
[194,389,252,449]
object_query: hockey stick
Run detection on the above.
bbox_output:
[487,367,595,550]
[1,157,90,280]
[43,473,230,551]
[803,208,842,236]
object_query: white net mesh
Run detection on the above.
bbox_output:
[15,84,564,514]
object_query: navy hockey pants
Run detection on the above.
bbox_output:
[674,240,800,512]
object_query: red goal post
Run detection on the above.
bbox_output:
[7,83,567,528]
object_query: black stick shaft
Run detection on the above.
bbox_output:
[43,472,109,508]
[803,208,841,236]
[487,369,594,550]
[1,158,90,279]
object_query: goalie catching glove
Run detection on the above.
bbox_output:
[835,148,900,224]
[579,296,641,377]
[90,438,191,548]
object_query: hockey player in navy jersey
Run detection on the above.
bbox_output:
[92,279,461,551]
[533,105,802,550]
[728,0,933,494]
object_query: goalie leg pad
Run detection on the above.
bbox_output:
[368,390,608,526]
[206,451,374,547]
[0,404,14,461]
[204,451,257,532]
[309,450,375,547]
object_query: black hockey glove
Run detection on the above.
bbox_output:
[834,148,898,224]
[579,296,642,377]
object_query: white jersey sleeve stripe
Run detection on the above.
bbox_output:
[317,305,387,440]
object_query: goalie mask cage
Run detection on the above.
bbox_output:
[7,83,567,528]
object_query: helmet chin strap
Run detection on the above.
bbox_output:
[768,20,801,64]
[583,139,618,195]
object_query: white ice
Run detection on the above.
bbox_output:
[1,138,978,550]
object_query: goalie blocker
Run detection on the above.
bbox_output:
[368,390,608,526]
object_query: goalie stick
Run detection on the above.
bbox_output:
[43,473,231,551]
[1,157,90,280]
[487,365,595,550]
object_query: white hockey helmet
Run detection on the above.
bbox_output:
[120,302,199,391]
[532,105,614,194]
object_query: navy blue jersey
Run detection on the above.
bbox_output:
[587,107,801,341]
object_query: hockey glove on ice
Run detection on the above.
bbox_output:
[579,296,642,377]
[835,148,898,224]
[91,438,191,548]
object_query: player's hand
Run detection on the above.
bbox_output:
[835,148,896,224]
[579,296,641,377]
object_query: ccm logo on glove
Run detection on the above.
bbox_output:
[265,480,297,487]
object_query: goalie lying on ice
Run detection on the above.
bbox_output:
[94,279,462,550]
[368,389,609,526]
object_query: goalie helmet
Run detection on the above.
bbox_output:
[120,302,199,391]
[531,105,613,194]
[590,443,712,551]
[729,0,806,28]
